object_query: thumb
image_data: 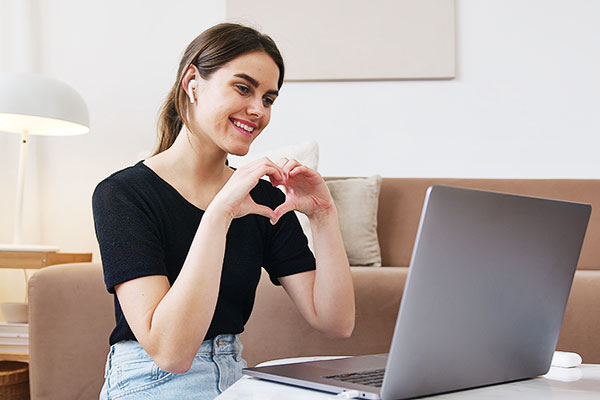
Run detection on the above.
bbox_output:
[271,201,295,225]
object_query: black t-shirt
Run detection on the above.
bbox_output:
[92,161,315,345]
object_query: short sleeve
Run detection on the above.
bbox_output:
[92,178,167,293]
[262,186,316,285]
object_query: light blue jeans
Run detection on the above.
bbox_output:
[99,334,246,400]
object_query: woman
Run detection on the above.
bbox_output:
[93,23,354,399]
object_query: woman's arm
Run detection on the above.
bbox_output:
[272,160,355,338]
[115,159,284,373]
[115,207,230,373]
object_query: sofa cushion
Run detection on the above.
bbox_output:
[326,175,382,266]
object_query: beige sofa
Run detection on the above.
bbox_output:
[27,178,600,399]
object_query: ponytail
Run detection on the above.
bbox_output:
[154,86,184,155]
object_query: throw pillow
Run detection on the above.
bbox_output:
[326,175,383,266]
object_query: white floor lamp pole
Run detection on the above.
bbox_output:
[13,131,29,245]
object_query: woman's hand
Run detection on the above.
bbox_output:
[209,157,284,222]
[271,158,335,225]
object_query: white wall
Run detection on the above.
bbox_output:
[267,0,600,179]
[1,0,600,266]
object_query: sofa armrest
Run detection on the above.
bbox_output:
[557,270,600,363]
[28,263,113,400]
[240,267,408,367]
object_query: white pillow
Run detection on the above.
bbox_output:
[228,141,319,253]
[326,175,382,267]
[228,140,319,170]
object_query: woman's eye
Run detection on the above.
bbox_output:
[235,85,250,95]
[263,97,275,107]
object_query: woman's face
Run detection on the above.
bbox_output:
[188,51,280,156]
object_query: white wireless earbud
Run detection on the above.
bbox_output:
[187,79,196,104]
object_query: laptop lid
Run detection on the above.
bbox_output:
[380,185,590,398]
[244,185,591,400]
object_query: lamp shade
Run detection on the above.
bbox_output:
[0,72,89,136]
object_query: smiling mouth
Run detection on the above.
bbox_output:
[230,118,256,138]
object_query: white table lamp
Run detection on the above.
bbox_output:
[0,72,90,252]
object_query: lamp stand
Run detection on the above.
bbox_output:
[13,131,28,245]
[0,131,59,252]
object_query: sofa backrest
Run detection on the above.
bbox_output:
[377,178,600,270]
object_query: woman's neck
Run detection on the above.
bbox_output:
[144,128,234,209]
[159,128,230,178]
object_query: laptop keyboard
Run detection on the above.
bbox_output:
[324,368,385,387]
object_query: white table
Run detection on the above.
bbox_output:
[216,357,600,400]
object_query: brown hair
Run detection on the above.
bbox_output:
[154,23,285,155]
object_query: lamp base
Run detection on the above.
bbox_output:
[0,244,60,252]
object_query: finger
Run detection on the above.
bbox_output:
[249,203,277,222]
[283,158,301,171]
[268,173,285,187]
[277,157,300,170]
[235,167,284,195]
[243,157,284,177]
[262,165,285,183]
[243,161,285,183]
[270,213,282,225]
[278,158,303,179]
[274,158,289,181]
[288,164,315,177]
[226,165,285,206]
[276,157,290,168]
[273,200,295,220]
[259,158,286,182]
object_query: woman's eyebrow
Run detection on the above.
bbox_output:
[234,73,279,96]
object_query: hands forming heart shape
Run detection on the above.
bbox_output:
[269,158,334,224]
[214,157,333,225]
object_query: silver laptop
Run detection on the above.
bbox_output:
[243,185,591,399]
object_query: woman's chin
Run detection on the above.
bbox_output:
[227,144,251,157]
[223,134,258,157]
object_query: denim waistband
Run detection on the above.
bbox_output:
[198,334,243,356]
[110,334,242,364]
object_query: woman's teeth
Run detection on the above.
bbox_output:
[233,120,255,133]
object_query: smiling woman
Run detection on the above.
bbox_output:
[91,23,354,400]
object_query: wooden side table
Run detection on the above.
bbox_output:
[0,251,92,270]
[0,251,92,362]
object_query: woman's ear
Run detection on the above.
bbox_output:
[182,65,200,103]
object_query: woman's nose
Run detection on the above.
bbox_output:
[247,97,266,119]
